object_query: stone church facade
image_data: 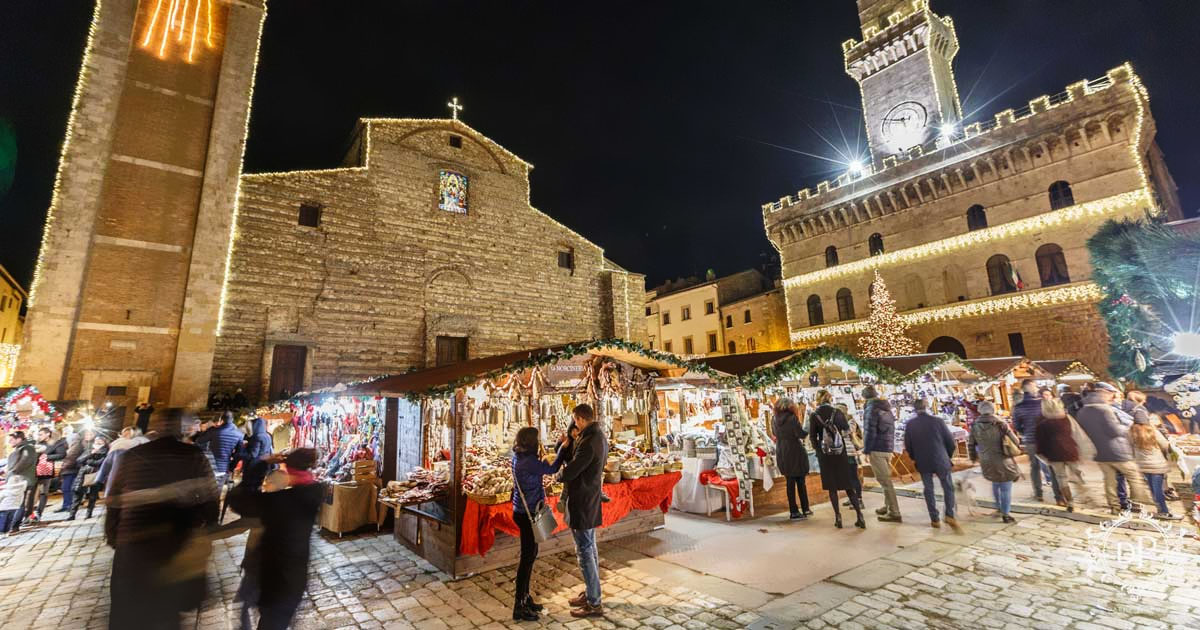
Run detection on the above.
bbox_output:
[762,0,1181,371]
[211,118,646,401]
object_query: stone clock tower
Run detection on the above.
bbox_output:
[17,0,266,422]
[846,0,961,163]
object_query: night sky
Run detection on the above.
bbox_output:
[1,1,1198,292]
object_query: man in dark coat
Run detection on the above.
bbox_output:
[134,402,155,434]
[105,409,220,630]
[34,427,68,519]
[903,399,961,533]
[236,417,274,492]
[557,403,607,618]
[862,386,901,522]
[195,411,244,483]
[1011,380,1061,503]
[4,431,37,532]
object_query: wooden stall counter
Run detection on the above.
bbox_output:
[319,481,379,536]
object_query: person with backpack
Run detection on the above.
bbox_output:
[904,398,962,533]
[808,390,865,529]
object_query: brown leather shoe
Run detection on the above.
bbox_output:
[570,603,604,618]
[568,592,588,607]
[945,516,963,534]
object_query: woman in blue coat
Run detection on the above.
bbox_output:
[510,427,567,622]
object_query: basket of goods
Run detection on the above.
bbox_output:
[463,467,513,505]
[665,455,684,472]
[380,468,449,506]
[621,461,645,480]
[604,456,621,472]
[605,470,623,484]
[645,465,665,476]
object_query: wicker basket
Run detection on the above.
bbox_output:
[468,491,511,505]
[604,457,621,473]
[665,462,684,472]
[645,465,665,476]
[622,469,645,480]
[604,470,623,484]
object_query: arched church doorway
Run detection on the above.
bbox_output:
[927,336,967,359]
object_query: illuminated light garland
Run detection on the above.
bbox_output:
[217,3,269,335]
[0,343,19,387]
[782,189,1148,289]
[140,0,216,63]
[28,0,105,307]
[791,281,1104,344]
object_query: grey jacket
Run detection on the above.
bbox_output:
[1076,393,1134,462]
[968,414,1021,483]
[5,440,37,485]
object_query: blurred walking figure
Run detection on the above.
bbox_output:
[904,398,962,533]
[3,431,36,533]
[1076,382,1154,513]
[968,401,1021,523]
[68,435,109,520]
[229,449,324,630]
[1035,398,1089,511]
[196,411,244,485]
[58,428,95,512]
[105,408,220,630]
[1130,415,1181,520]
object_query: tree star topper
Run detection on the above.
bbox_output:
[447,96,463,120]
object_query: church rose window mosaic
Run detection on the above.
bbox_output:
[439,170,469,214]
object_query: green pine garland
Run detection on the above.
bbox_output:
[1087,216,1200,384]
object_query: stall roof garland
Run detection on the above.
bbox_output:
[735,348,991,391]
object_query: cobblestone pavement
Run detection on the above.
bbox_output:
[1,505,1198,629]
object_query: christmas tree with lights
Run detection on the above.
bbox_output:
[859,270,921,358]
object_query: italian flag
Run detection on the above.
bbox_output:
[1009,264,1025,290]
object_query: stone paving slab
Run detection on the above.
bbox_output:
[885,539,961,566]
[830,558,915,591]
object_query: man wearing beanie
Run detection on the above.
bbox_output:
[861,385,901,522]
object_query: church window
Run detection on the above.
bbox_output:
[868,233,884,256]
[1048,181,1074,210]
[807,294,825,326]
[438,170,469,214]
[297,202,322,227]
[557,248,575,272]
[986,254,1019,295]
[836,288,855,321]
[1035,243,1070,287]
[448,135,463,149]
[825,246,839,267]
[967,205,987,231]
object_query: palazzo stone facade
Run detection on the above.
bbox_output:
[211,118,646,401]
[762,0,1182,371]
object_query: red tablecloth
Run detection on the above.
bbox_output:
[698,469,744,518]
[460,471,681,556]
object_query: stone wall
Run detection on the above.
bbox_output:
[211,119,644,400]
[720,289,789,354]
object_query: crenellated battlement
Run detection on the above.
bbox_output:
[761,64,1137,221]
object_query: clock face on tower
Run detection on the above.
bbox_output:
[880,101,928,151]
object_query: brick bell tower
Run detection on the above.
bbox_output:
[846,0,961,164]
[17,0,266,422]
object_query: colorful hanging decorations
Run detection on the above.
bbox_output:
[1,385,61,430]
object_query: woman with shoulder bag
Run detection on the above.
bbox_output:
[808,390,865,529]
[968,401,1021,523]
[510,427,569,622]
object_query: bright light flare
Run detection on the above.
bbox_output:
[939,123,958,139]
[140,0,216,63]
[1172,332,1200,358]
[848,159,864,175]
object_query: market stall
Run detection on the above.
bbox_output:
[1033,359,1099,387]
[344,340,693,578]
[260,392,386,535]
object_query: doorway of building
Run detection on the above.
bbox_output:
[927,336,967,359]
[269,345,307,401]
[435,336,469,367]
